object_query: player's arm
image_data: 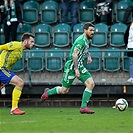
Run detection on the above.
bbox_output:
[72,48,80,78]
[87,52,92,64]
[72,48,79,70]
[0,44,8,50]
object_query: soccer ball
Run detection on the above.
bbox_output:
[115,98,128,111]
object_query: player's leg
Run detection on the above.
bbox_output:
[9,75,25,115]
[0,69,25,115]
[78,66,95,114]
[41,86,70,101]
[81,77,95,108]
[60,1,68,23]
[41,68,75,101]
[70,1,78,29]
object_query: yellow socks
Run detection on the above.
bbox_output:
[12,87,22,109]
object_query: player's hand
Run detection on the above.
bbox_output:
[88,56,92,64]
[75,69,80,78]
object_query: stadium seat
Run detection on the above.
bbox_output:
[91,23,108,47]
[53,23,71,47]
[16,24,32,41]
[84,47,102,72]
[35,24,52,47]
[41,1,58,24]
[122,51,130,71]
[103,47,121,72]
[72,23,84,44]
[47,47,64,57]
[0,24,5,44]
[27,48,45,72]
[23,0,39,24]
[116,1,132,23]
[110,23,127,47]
[27,48,45,87]
[64,49,71,62]
[46,47,64,71]
[79,1,95,23]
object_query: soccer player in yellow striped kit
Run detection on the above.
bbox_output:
[0,32,35,115]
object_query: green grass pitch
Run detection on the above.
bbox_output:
[0,107,132,133]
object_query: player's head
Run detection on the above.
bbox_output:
[83,22,95,39]
[21,32,35,50]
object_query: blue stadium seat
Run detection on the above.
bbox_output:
[91,23,108,47]
[116,1,132,23]
[79,1,95,23]
[23,0,39,24]
[84,47,102,72]
[64,49,71,62]
[41,1,58,24]
[72,23,84,44]
[35,24,52,47]
[16,24,32,41]
[53,23,71,47]
[27,48,45,87]
[122,51,130,71]
[27,48,45,72]
[45,47,64,71]
[110,23,127,47]
[103,47,121,71]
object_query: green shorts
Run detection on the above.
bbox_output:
[62,65,92,88]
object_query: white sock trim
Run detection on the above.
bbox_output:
[56,86,60,94]
[1,87,6,95]
[85,88,92,93]
[11,108,17,111]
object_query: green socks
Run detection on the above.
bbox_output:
[47,87,92,108]
[81,88,92,108]
[47,86,60,96]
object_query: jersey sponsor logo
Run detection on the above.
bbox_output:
[68,76,75,79]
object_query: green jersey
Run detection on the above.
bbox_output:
[65,34,91,70]
[62,34,92,88]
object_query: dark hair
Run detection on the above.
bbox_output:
[83,22,94,30]
[21,32,35,42]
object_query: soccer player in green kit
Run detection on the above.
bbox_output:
[0,32,35,115]
[41,23,95,114]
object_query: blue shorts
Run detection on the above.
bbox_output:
[0,68,15,84]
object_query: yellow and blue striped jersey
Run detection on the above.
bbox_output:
[0,41,23,70]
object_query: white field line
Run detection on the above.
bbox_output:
[0,120,36,125]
